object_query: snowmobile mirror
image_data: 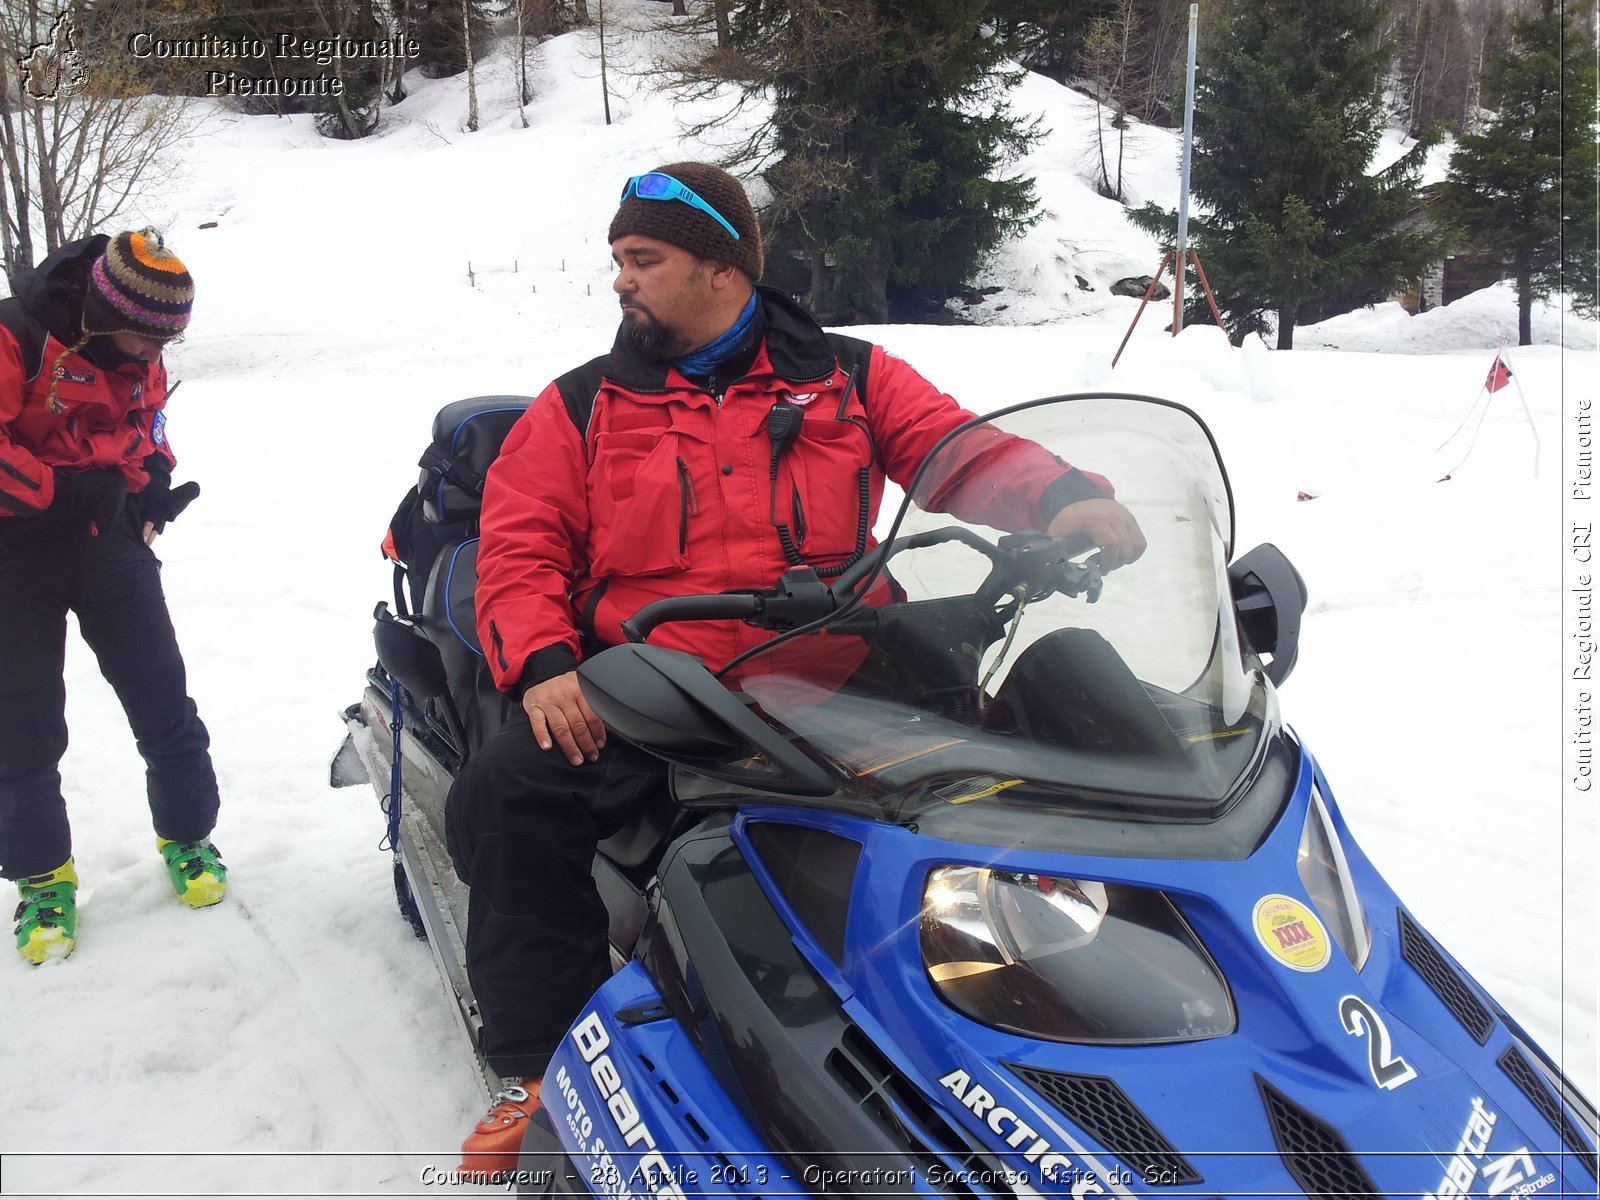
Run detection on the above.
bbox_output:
[372,602,448,699]
[579,644,836,797]
[1228,544,1308,687]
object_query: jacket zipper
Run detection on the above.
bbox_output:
[579,580,610,640]
[488,620,510,671]
[676,457,698,553]
[791,484,806,547]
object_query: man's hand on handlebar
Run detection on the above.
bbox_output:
[523,671,607,765]
[1047,498,1148,572]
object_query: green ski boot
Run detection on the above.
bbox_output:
[158,838,228,908]
[15,859,78,964]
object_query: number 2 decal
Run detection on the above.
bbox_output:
[1340,994,1418,1090]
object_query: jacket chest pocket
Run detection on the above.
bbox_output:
[785,416,872,557]
[588,425,703,578]
[39,377,110,420]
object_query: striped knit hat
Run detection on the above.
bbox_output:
[81,228,194,341]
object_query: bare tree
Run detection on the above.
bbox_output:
[366,0,412,111]
[461,0,480,129]
[507,0,571,120]
[0,0,196,280]
[638,0,736,65]
[312,0,387,138]
[1457,0,1517,127]
[1082,0,1140,200]
[1383,0,1532,136]
[386,0,412,103]
[597,0,611,125]
[515,0,530,119]
[1130,0,1186,122]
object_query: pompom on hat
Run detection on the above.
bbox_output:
[608,162,764,282]
[80,228,194,341]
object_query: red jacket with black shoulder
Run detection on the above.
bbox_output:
[476,288,1109,695]
[1,236,174,518]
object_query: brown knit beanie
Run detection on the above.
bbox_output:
[608,163,764,282]
[80,228,194,341]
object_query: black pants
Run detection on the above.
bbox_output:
[445,716,665,1079]
[0,506,219,880]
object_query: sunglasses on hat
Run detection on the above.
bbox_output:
[620,172,741,241]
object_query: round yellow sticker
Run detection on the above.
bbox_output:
[1253,894,1331,972]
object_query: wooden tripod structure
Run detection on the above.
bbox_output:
[1111,248,1227,368]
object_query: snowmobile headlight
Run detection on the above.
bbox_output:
[921,866,1235,1044]
[1296,785,1371,970]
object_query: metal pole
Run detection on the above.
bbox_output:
[1173,2,1199,334]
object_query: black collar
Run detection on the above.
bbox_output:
[8,234,108,346]
[600,286,839,392]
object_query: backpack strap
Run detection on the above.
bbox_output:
[381,486,426,618]
[554,355,609,438]
[0,297,49,383]
[416,444,487,498]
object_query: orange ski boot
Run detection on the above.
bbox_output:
[458,1077,542,1184]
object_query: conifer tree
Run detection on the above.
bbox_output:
[728,0,1039,322]
[410,0,489,77]
[1435,3,1598,344]
[1132,0,1440,348]
[987,0,1096,83]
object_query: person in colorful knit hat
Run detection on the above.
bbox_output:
[0,229,227,965]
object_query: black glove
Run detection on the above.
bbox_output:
[129,454,200,533]
[132,479,200,533]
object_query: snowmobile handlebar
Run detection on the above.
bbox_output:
[987,531,1103,604]
[620,593,765,644]
[623,528,1012,645]
[620,567,855,644]
[828,525,1009,595]
[619,526,1104,646]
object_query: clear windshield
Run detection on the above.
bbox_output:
[719,396,1278,822]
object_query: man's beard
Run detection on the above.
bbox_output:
[617,304,680,362]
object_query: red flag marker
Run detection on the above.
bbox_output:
[1485,355,1512,394]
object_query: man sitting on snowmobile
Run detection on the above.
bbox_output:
[1,230,227,966]
[444,162,1147,1181]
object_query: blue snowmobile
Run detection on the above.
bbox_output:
[335,392,1596,1199]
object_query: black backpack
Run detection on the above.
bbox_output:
[381,396,533,617]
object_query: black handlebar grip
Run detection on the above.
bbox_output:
[621,594,764,643]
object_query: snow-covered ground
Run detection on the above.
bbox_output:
[2,9,1595,1197]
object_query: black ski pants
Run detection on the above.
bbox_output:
[0,504,219,880]
[445,715,665,1080]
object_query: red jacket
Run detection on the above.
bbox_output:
[1,237,174,517]
[477,289,1106,694]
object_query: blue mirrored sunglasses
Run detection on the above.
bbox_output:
[619,172,742,241]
